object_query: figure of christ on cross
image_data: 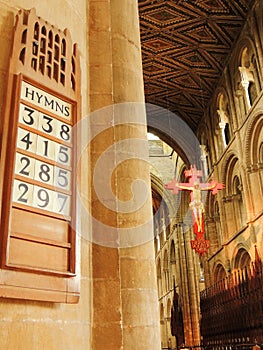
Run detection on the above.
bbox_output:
[165,165,224,234]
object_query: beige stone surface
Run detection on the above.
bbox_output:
[122,324,161,350]
[92,323,122,350]
[92,245,120,279]
[120,257,157,289]
[0,0,92,349]
[0,0,161,349]
[89,0,161,348]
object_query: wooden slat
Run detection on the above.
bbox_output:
[8,236,69,272]
[11,207,69,243]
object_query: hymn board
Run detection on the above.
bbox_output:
[0,8,80,303]
[14,80,72,218]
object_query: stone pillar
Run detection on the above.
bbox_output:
[239,66,253,110]
[200,145,208,178]
[177,224,193,346]
[217,109,229,149]
[184,229,201,347]
[235,89,245,121]
[89,1,161,349]
[177,224,201,347]
[206,218,219,254]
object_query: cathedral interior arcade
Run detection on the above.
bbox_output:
[140,0,263,348]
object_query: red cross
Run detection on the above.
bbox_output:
[165,165,224,255]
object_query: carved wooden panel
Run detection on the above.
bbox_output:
[0,8,81,303]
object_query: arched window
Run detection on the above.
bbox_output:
[214,263,227,283]
[231,248,252,289]
[224,122,231,145]
[224,156,246,236]
[217,92,232,151]
[233,248,251,273]
[239,47,260,110]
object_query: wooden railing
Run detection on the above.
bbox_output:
[200,257,263,349]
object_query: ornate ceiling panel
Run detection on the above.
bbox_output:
[139,0,255,131]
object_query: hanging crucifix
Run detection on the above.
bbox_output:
[165,165,224,255]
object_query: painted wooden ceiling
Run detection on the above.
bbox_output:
[139,0,255,131]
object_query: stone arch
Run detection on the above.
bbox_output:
[213,262,227,283]
[228,37,255,122]
[244,113,263,166]
[241,45,261,103]
[221,152,245,234]
[232,37,260,116]
[206,193,222,250]
[232,246,251,270]
[216,90,232,148]
[151,173,178,234]
[151,174,173,250]
[221,152,239,194]
[243,113,263,214]
[232,36,258,75]
[146,103,201,168]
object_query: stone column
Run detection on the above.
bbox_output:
[184,228,201,347]
[224,67,238,132]
[239,66,252,110]
[217,109,229,148]
[177,224,201,347]
[235,89,245,121]
[89,1,161,349]
[200,145,208,178]
[177,224,193,346]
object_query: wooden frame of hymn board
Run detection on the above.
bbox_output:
[0,72,80,303]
